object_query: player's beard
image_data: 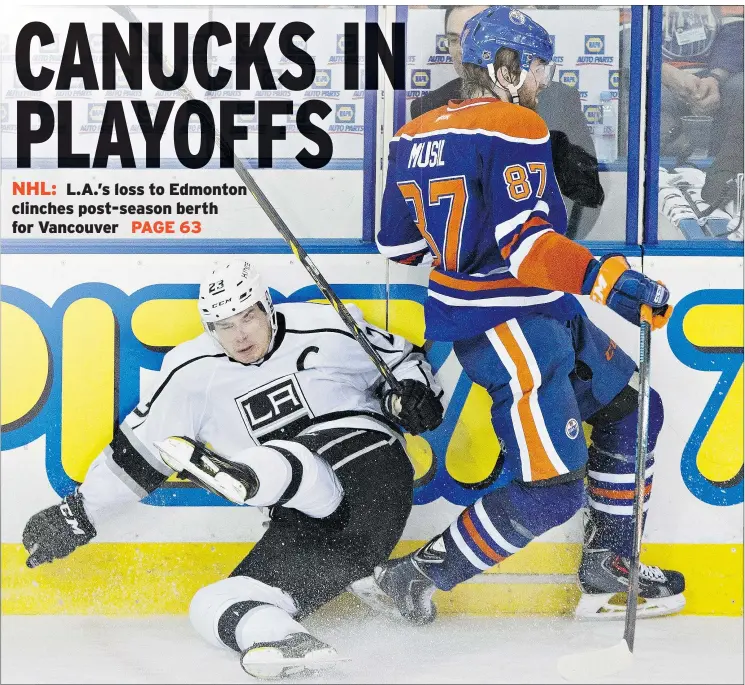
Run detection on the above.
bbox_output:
[517,87,539,112]
[517,71,543,112]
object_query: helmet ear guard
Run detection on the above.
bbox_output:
[256,291,277,335]
[489,62,527,104]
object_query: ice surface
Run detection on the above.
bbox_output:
[1,605,742,684]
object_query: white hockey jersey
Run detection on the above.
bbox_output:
[79,302,440,524]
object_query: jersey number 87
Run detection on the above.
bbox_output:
[504,162,547,202]
[398,175,468,271]
[396,162,547,270]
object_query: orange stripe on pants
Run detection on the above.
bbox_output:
[494,323,560,481]
[461,510,505,563]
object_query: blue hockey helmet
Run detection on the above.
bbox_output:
[460,7,554,72]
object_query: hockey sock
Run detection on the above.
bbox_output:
[423,479,584,591]
[585,447,655,556]
[586,388,663,557]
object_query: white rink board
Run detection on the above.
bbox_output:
[1,252,742,548]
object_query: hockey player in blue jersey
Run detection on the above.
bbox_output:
[370,6,686,621]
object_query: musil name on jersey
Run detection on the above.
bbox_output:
[407,140,445,169]
[236,375,312,442]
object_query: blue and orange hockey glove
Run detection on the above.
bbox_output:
[581,255,673,330]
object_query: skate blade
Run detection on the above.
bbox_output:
[348,576,402,620]
[557,638,633,682]
[574,591,686,620]
[241,649,348,679]
[153,439,247,504]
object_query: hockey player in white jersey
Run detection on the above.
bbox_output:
[21,260,443,679]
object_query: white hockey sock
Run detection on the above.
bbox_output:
[235,604,309,651]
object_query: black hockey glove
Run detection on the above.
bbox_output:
[550,131,605,208]
[381,379,443,436]
[23,490,96,568]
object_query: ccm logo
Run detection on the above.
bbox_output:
[60,502,86,535]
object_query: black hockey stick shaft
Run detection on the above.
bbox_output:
[109,5,402,393]
[623,304,653,652]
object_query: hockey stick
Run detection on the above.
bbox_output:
[556,305,654,682]
[109,5,402,393]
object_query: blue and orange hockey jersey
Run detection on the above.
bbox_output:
[377,98,596,341]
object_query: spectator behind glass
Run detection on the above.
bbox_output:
[410,5,605,239]
[660,5,743,209]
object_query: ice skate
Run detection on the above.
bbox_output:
[153,436,258,505]
[352,541,441,626]
[575,547,686,619]
[240,632,344,679]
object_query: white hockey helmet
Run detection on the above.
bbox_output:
[198,260,277,342]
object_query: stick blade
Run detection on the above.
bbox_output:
[557,639,633,682]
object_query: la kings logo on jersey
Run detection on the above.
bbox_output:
[236,375,313,442]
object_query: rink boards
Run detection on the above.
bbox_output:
[1,252,742,616]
